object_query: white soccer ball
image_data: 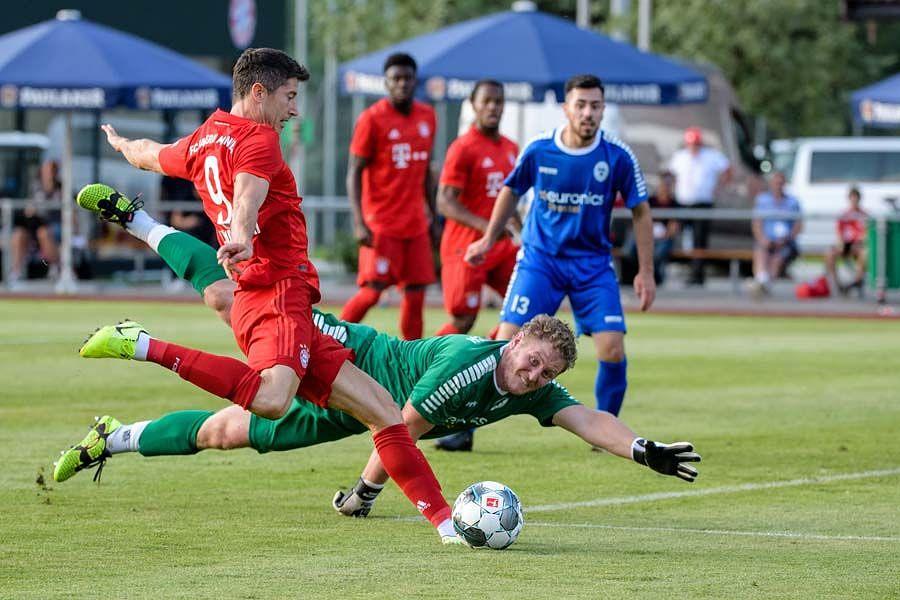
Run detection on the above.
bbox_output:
[452,481,524,549]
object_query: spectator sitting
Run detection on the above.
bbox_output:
[750,171,802,296]
[160,175,217,248]
[10,160,61,284]
[825,186,868,297]
[623,171,680,285]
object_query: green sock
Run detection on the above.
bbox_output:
[138,410,215,456]
[156,231,227,296]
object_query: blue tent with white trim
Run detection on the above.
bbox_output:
[0,10,231,111]
[339,7,707,105]
[851,73,900,129]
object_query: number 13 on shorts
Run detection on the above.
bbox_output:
[508,294,530,315]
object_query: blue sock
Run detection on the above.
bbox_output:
[595,358,628,416]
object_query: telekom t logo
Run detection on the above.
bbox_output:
[486,171,504,197]
[392,143,411,169]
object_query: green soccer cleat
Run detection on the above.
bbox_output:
[79,320,148,360]
[76,183,142,226]
[53,415,122,483]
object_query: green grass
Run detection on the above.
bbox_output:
[1,299,898,599]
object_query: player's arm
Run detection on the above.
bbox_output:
[437,184,489,232]
[101,124,167,174]
[552,404,700,482]
[333,401,434,517]
[630,200,656,311]
[346,153,372,246]
[216,172,269,277]
[464,186,519,265]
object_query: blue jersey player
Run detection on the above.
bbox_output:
[465,74,655,425]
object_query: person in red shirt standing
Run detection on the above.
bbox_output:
[435,80,519,337]
[77,48,457,543]
[342,53,437,340]
[825,186,869,296]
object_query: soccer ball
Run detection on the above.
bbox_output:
[452,481,524,549]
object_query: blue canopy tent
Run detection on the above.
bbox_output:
[0,9,232,292]
[339,8,708,105]
[851,73,900,130]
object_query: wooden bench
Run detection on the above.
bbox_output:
[613,247,754,294]
[670,248,754,294]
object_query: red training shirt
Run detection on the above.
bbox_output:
[159,109,318,292]
[349,98,436,238]
[439,126,518,251]
[837,208,868,244]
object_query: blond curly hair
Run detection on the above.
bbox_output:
[520,314,578,371]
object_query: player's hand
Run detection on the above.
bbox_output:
[464,237,493,266]
[216,241,253,279]
[354,221,373,247]
[332,478,383,517]
[632,438,701,482]
[633,270,656,311]
[101,124,127,153]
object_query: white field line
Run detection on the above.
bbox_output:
[526,467,900,513]
[525,522,900,543]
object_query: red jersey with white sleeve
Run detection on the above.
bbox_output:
[439,126,518,251]
[349,98,435,238]
[159,109,318,292]
[837,208,868,244]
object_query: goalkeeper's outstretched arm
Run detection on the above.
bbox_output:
[552,404,701,482]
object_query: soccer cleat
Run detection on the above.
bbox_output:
[53,415,122,483]
[79,320,148,360]
[76,183,142,227]
[434,430,474,452]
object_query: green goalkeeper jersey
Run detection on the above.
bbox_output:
[249,311,580,453]
[314,310,579,436]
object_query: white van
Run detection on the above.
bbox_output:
[771,137,900,251]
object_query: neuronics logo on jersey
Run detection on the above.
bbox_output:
[539,190,605,206]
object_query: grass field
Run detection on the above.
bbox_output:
[1,298,898,599]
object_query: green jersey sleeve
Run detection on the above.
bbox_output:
[521,380,581,427]
[312,309,378,356]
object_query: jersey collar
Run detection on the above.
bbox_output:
[553,126,601,156]
[492,345,509,396]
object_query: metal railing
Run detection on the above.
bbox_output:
[2,197,899,298]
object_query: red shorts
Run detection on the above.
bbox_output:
[357,231,436,288]
[440,238,518,316]
[231,277,353,407]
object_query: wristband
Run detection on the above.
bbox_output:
[631,437,648,465]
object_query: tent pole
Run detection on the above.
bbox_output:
[55,112,77,294]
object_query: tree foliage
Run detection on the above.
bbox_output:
[646,0,895,138]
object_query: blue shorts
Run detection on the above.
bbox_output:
[499,245,625,336]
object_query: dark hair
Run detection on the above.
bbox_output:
[849,186,861,199]
[383,52,417,74]
[233,48,309,99]
[564,74,604,96]
[470,79,503,102]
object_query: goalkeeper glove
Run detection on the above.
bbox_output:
[632,438,701,482]
[332,477,384,517]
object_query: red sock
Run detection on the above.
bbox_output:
[340,286,381,323]
[147,339,261,409]
[487,324,500,340]
[373,424,451,527]
[434,322,461,336]
[400,288,425,340]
